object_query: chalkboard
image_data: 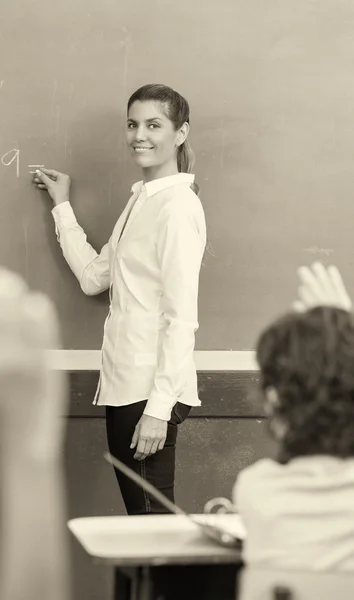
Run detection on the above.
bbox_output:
[1,0,354,349]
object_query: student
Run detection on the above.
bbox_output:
[233,262,354,571]
[0,269,69,600]
[33,84,207,515]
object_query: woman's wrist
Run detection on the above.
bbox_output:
[53,196,70,207]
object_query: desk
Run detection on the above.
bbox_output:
[68,514,245,600]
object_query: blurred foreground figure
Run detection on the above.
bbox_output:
[0,269,70,600]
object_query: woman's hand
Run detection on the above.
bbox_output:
[130,414,168,461]
[293,262,352,313]
[33,167,71,207]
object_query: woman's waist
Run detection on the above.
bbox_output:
[109,301,164,320]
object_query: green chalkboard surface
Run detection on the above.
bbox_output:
[1,0,354,349]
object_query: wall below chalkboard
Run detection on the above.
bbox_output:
[66,369,264,418]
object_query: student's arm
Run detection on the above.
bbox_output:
[34,168,110,296]
[293,262,352,312]
[143,200,206,421]
[0,269,70,600]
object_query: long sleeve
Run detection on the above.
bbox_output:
[143,201,206,421]
[52,202,110,296]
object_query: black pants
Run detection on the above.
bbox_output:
[106,400,191,515]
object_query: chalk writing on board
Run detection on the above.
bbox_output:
[0,152,47,179]
[28,164,44,174]
[1,149,19,178]
[304,246,334,257]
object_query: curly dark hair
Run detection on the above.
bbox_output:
[256,306,354,461]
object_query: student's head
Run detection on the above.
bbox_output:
[126,84,197,185]
[256,306,354,462]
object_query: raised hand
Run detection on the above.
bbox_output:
[293,262,352,313]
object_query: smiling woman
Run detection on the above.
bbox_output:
[32,83,207,516]
[126,102,187,174]
[126,84,199,193]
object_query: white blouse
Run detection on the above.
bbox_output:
[52,173,207,420]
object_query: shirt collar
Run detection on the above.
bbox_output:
[131,173,195,198]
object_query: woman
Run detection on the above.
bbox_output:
[33,84,207,515]
[233,264,354,571]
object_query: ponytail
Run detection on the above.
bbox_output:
[177,139,200,195]
[177,139,214,267]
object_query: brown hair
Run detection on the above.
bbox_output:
[256,306,354,462]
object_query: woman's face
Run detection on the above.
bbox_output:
[126,100,186,176]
